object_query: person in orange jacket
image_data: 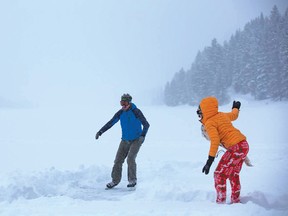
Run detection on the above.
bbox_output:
[197,96,249,204]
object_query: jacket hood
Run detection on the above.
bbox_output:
[130,103,137,110]
[199,96,218,124]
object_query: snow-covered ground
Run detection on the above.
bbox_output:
[0,97,287,216]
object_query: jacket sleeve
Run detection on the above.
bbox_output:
[226,108,239,121]
[205,122,220,157]
[99,110,122,134]
[133,108,150,137]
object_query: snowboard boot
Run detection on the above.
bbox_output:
[106,181,118,189]
[127,180,137,188]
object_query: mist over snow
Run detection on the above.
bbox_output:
[1,0,288,107]
[1,0,288,215]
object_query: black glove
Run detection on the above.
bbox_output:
[232,101,241,110]
[95,131,102,140]
[202,156,215,175]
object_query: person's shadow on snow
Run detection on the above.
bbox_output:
[241,191,288,211]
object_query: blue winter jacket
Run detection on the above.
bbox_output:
[99,103,150,141]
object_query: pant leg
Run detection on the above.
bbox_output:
[111,140,130,184]
[229,140,249,203]
[127,138,142,183]
[229,172,241,203]
[214,150,232,203]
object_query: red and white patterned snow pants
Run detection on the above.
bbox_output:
[214,140,249,204]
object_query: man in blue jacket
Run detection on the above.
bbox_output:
[95,94,150,188]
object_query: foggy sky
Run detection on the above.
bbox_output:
[1,0,288,107]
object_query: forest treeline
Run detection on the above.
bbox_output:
[164,6,288,106]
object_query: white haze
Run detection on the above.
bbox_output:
[1,0,288,108]
[1,2,288,214]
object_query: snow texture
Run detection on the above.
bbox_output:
[0,97,288,216]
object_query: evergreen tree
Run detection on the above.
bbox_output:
[164,82,174,106]
[248,13,267,99]
[222,40,233,90]
[186,51,205,105]
[163,68,187,106]
[239,20,260,95]
[230,30,246,94]
[267,6,282,100]
[173,68,188,105]
[279,8,288,100]
[254,16,270,100]
[164,6,288,106]
[208,39,228,103]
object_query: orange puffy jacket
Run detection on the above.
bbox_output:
[199,96,246,157]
